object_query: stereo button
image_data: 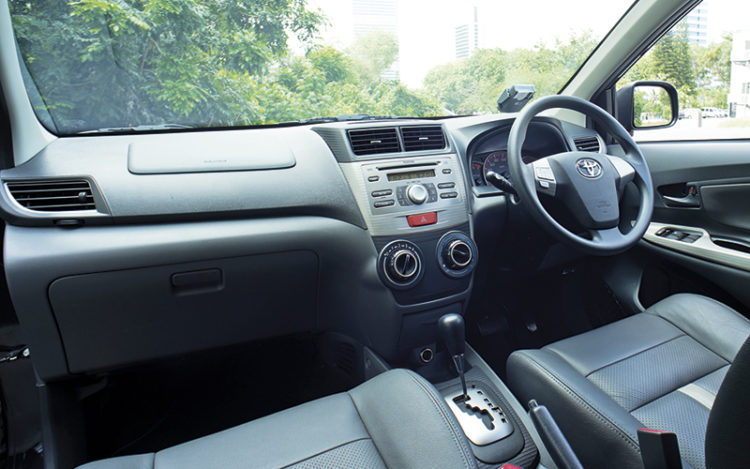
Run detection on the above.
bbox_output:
[440,191,458,199]
[368,175,380,182]
[374,199,395,208]
[438,182,455,189]
[407,212,437,227]
[371,189,393,197]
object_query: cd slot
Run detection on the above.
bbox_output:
[376,162,439,171]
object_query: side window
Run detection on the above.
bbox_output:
[619,2,750,141]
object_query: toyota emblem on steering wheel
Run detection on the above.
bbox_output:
[576,158,602,178]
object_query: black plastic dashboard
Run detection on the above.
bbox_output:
[0,114,604,381]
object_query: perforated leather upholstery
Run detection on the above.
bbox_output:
[507,293,750,469]
[78,369,478,469]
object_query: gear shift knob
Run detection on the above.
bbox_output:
[438,313,465,357]
[438,313,468,400]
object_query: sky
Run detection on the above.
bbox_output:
[306,0,750,89]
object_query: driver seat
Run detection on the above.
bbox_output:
[507,293,750,469]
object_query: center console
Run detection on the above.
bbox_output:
[313,122,559,469]
[316,122,477,366]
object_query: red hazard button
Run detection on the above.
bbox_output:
[407,212,437,227]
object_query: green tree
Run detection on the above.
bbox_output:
[423,31,597,115]
[649,30,695,90]
[10,0,326,132]
[347,31,399,84]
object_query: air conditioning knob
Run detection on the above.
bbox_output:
[406,184,428,204]
[389,249,420,281]
[378,240,424,289]
[437,232,477,278]
[446,240,473,269]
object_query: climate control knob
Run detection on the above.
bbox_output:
[437,232,478,278]
[378,240,424,290]
[406,184,428,204]
[389,249,420,281]
[446,239,473,269]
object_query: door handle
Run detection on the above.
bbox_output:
[662,194,701,207]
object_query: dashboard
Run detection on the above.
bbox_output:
[469,120,572,187]
[470,150,539,186]
[0,114,604,381]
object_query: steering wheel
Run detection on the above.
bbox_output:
[507,95,654,255]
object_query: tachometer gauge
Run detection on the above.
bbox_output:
[483,151,510,184]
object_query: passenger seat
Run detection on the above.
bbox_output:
[78,369,478,469]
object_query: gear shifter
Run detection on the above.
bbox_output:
[438,313,468,400]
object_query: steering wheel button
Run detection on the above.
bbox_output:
[407,212,437,227]
[539,180,550,188]
[535,166,555,181]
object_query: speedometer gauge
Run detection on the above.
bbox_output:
[470,150,538,186]
[483,151,510,184]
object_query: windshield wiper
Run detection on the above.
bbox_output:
[77,123,194,134]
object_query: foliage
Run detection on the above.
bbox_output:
[12,2,730,134]
[346,31,400,85]
[621,24,732,111]
[423,32,598,115]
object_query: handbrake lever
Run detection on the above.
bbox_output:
[528,400,584,469]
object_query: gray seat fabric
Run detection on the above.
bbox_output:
[507,293,750,469]
[78,369,477,469]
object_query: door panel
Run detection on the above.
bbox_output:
[610,140,750,313]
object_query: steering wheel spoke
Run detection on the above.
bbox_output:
[589,227,624,244]
[506,95,654,255]
[606,155,636,196]
[530,157,558,196]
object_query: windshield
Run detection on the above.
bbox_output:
[9,0,633,134]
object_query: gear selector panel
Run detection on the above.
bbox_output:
[444,385,514,446]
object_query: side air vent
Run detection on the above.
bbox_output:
[401,125,446,152]
[6,179,96,212]
[574,136,601,153]
[347,128,401,156]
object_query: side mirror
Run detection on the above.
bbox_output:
[616,81,679,133]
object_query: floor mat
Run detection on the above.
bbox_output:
[83,334,359,460]
[467,260,628,379]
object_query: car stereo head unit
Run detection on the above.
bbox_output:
[339,154,469,236]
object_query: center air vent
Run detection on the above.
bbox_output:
[573,136,601,153]
[401,126,446,152]
[6,179,96,212]
[347,128,401,156]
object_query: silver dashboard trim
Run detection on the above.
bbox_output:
[339,153,470,237]
[1,179,111,219]
[644,222,750,273]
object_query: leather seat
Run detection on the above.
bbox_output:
[78,369,478,469]
[507,293,750,469]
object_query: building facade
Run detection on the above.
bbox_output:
[683,5,708,45]
[455,7,479,60]
[728,30,750,118]
[352,0,400,80]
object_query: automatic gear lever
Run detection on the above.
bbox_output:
[438,313,468,400]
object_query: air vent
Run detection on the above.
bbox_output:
[347,128,401,156]
[574,136,601,153]
[7,179,96,212]
[401,125,446,152]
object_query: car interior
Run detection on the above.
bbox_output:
[0,0,749,468]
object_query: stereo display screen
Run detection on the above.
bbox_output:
[387,169,435,182]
